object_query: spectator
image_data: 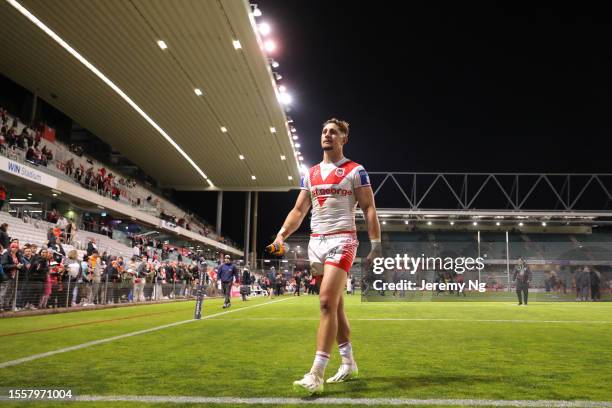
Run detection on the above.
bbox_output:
[88,251,104,305]
[18,246,34,309]
[87,238,97,257]
[65,250,81,307]
[56,214,69,234]
[30,248,49,309]
[0,185,7,210]
[294,271,302,296]
[0,223,10,250]
[1,242,24,311]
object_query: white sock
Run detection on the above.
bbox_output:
[310,351,330,378]
[338,341,354,365]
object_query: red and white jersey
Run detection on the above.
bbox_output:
[301,158,371,235]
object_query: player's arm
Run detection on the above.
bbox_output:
[273,190,311,246]
[354,185,382,264]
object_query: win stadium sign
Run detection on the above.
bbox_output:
[0,156,58,188]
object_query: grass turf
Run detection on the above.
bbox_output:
[0,295,610,407]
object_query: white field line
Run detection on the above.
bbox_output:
[63,395,612,407]
[0,297,293,369]
[207,317,612,324]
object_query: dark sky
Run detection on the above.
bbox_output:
[177,2,612,255]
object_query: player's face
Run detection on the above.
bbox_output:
[321,123,346,151]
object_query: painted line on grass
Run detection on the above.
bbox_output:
[211,317,612,324]
[0,308,192,338]
[69,395,612,407]
[0,297,293,369]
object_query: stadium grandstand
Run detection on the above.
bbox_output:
[0,1,610,407]
[0,0,300,312]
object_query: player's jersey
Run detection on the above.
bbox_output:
[301,158,370,235]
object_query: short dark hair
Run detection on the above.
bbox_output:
[323,118,349,136]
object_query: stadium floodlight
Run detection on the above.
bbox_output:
[519,222,524,226]
[194,88,203,96]
[280,155,286,160]
[278,85,286,93]
[251,175,257,180]
[52,193,58,197]
[404,220,409,225]
[300,164,309,174]
[278,92,292,105]
[542,222,547,226]
[251,4,262,17]
[272,60,280,68]
[291,127,297,133]
[473,221,478,226]
[233,40,242,49]
[496,222,501,226]
[270,127,276,133]
[292,135,298,140]
[427,221,432,225]
[6,0,212,184]
[258,22,271,36]
[294,143,301,148]
[157,40,168,50]
[264,40,276,53]
[298,156,304,161]
[220,126,228,133]
[382,221,387,225]
[239,155,245,160]
[450,221,455,225]
[288,175,293,180]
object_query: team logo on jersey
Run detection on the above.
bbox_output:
[359,169,370,185]
[335,168,345,177]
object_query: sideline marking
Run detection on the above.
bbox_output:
[62,395,612,407]
[0,298,292,369]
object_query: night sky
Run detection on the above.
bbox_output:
[177,2,612,255]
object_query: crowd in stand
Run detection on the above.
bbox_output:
[0,214,213,311]
[0,107,236,248]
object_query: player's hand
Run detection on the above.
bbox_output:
[365,241,382,270]
[266,236,286,256]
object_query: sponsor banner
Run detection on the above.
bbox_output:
[0,156,58,188]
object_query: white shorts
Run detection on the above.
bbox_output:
[308,231,358,276]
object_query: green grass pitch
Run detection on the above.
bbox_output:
[0,294,610,407]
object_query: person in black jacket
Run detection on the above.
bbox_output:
[0,223,10,251]
[590,268,601,301]
[240,267,251,301]
[0,242,24,310]
[294,271,302,296]
[86,239,97,257]
[513,257,532,306]
[30,248,50,309]
[104,260,121,304]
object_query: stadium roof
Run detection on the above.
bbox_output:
[0,0,300,191]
